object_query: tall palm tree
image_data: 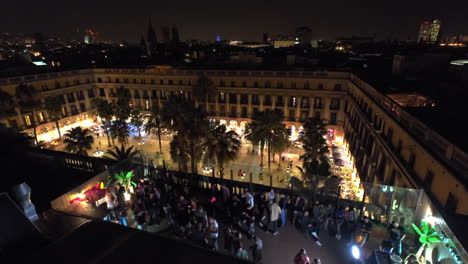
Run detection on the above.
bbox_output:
[299,118,331,182]
[270,128,291,170]
[105,144,139,162]
[91,98,114,146]
[109,118,130,146]
[202,120,241,177]
[43,95,64,140]
[130,108,144,139]
[162,96,209,174]
[144,105,164,153]
[245,123,266,164]
[170,134,190,172]
[15,84,39,145]
[246,109,286,170]
[63,126,94,156]
[191,74,217,107]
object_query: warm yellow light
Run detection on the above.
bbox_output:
[77,193,86,199]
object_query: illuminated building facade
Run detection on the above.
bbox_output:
[418,19,441,43]
[0,68,467,216]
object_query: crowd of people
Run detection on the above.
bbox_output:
[102,171,404,263]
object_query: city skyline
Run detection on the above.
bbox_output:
[1,0,468,42]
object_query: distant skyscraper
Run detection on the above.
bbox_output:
[162,26,171,43]
[146,18,158,55]
[171,25,180,43]
[418,19,441,43]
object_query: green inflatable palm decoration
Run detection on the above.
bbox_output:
[114,171,137,188]
[412,220,441,246]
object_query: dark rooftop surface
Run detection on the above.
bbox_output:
[21,220,251,264]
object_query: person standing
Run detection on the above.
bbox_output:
[243,190,254,208]
[268,199,281,235]
[208,216,219,250]
[294,248,311,264]
[268,189,276,201]
[250,236,263,263]
[243,205,256,239]
[279,193,287,227]
[335,206,346,240]
[292,197,305,227]
[388,221,405,255]
[114,183,128,226]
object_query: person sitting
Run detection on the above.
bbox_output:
[294,248,311,264]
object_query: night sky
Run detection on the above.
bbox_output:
[2,0,468,42]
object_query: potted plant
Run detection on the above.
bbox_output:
[412,220,441,260]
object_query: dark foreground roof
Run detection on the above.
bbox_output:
[21,220,250,264]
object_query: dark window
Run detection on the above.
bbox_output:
[87,89,95,98]
[99,88,106,97]
[304,82,310,89]
[142,79,146,84]
[253,107,259,115]
[265,81,271,88]
[229,94,237,104]
[425,171,434,189]
[240,94,248,104]
[152,90,157,99]
[264,95,272,106]
[133,79,137,84]
[330,98,340,110]
[179,80,183,85]
[134,90,141,99]
[242,81,247,87]
[55,82,61,89]
[65,81,70,87]
[241,107,247,118]
[168,80,174,85]
[151,79,155,84]
[79,103,86,112]
[254,81,259,88]
[301,97,309,108]
[252,95,259,105]
[74,80,80,85]
[115,78,120,83]
[230,106,237,117]
[446,193,458,214]
[97,78,102,83]
[387,127,393,144]
[160,80,164,85]
[67,93,76,102]
[291,82,296,89]
[220,105,226,116]
[277,81,283,88]
[218,93,226,103]
[231,81,236,87]
[314,111,321,119]
[314,97,322,109]
[276,96,283,106]
[334,84,342,91]
[288,110,295,121]
[77,91,84,100]
[330,112,337,124]
[318,83,324,90]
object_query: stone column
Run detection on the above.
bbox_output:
[259,95,264,111]
[295,96,301,122]
[237,94,241,117]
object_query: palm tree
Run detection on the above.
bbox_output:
[63,126,94,155]
[162,96,209,174]
[15,84,39,145]
[130,108,144,139]
[270,128,291,170]
[202,120,241,177]
[299,118,330,174]
[412,220,441,258]
[299,118,331,189]
[245,123,266,165]
[109,118,130,146]
[105,144,139,162]
[91,98,114,146]
[170,134,190,172]
[144,105,164,153]
[43,95,64,140]
[192,74,217,106]
[246,109,286,170]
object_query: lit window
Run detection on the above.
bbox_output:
[24,115,32,126]
[37,112,44,123]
